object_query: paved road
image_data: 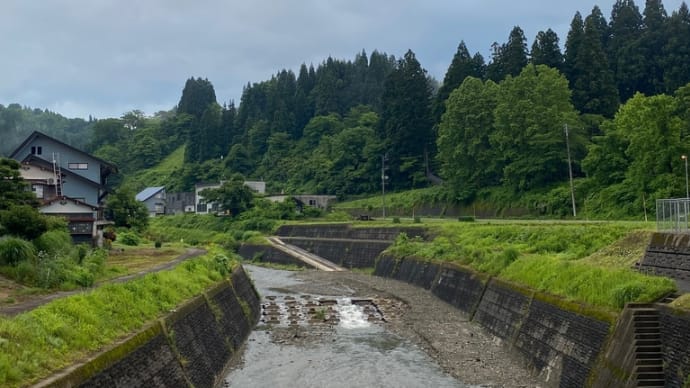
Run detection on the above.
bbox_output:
[0,248,206,317]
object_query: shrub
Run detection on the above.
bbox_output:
[458,216,475,222]
[413,216,421,223]
[0,205,48,240]
[33,230,73,256]
[392,217,401,224]
[0,236,37,265]
[119,232,140,246]
[154,240,162,248]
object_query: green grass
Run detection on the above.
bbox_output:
[335,187,448,212]
[122,145,185,191]
[385,221,675,310]
[0,247,236,387]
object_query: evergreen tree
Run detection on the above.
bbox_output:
[564,12,586,85]
[379,50,434,189]
[663,3,690,92]
[177,77,217,119]
[572,12,620,117]
[608,0,644,100]
[639,0,669,95]
[486,26,529,82]
[433,41,485,123]
[530,29,564,71]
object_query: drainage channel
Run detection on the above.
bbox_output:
[222,265,469,388]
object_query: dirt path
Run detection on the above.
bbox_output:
[0,248,206,317]
[279,270,542,387]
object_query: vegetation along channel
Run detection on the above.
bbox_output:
[5,0,690,386]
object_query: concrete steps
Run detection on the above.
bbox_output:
[631,308,665,387]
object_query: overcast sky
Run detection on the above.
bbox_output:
[1,0,686,119]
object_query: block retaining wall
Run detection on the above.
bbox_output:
[38,266,260,388]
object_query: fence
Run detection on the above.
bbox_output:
[656,198,690,233]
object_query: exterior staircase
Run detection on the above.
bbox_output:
[630,306,665,387]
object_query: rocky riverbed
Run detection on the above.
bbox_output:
[238,266,542,387]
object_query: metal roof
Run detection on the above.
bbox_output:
[136,186,165,202]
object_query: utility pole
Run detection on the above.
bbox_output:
[565,124,577,217]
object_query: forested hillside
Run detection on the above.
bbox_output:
[0,104,94,155]
[3,0,690,218]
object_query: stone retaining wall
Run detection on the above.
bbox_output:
[372,254,612,387]
[41,266,260,388]
[658,305,690,387]
[640,232,690,283]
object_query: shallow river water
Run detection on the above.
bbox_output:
[223,265,472,388]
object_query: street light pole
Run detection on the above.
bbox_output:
[682,155,689,198]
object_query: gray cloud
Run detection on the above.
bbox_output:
[1,0,685,118]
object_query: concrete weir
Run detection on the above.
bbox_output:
[238,224,690,387]
[34,266,260,388]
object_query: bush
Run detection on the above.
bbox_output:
[33,230,73,256]
[119,232,141,246]
[0,236,37,265]
[458,216,475,222]
[154,240,162,248]
[392,217,401,224]
[0,205,48,240]
[413,216,421,223]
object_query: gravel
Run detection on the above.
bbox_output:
[284,270,543,388]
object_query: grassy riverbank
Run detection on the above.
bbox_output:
[0,247,236,387]
[386,221,675,310]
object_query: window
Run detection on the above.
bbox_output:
[32,185,44,199]
[309,199,317,206]
[68,163,88,170]
[31,146,42,155]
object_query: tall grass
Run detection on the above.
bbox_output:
[501,256,675,309]
[0,248,236,387]
[386,221,674,309]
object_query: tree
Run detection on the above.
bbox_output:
[177,77,217,119]
[491,65,581,191]
[433,41,486,122]
[608,0,644,101]
[89,118,126,152]
[564,12,586,85]
[0,205,48,240]
[584,92,686,215]
[0,158,38,210]
[437,77,500,201]
[379,50,434,189]
[106,187,149,231]
[198,175,254,217]
[571,12,620,117]
[530,29,564,71]
[662,4,690,92]
[486,26,529,81]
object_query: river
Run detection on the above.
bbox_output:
[222,265,472,388]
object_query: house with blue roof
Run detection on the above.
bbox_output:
[136,186,166,216]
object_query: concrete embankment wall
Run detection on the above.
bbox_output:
[273,224,426,268]
[375,255,612,387]
[640,232,690,285]
[39,266,260,388]
[238,244,312,268]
